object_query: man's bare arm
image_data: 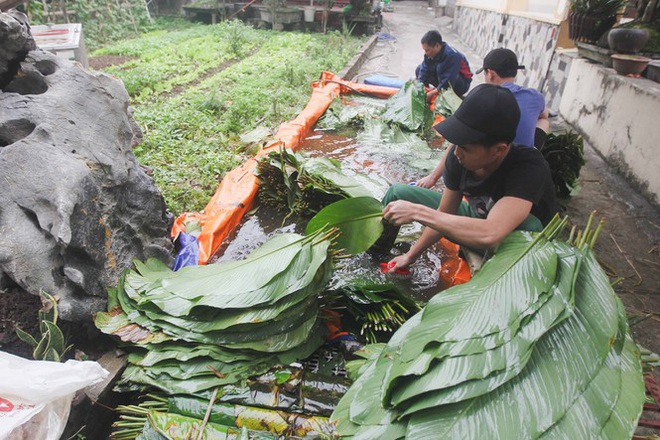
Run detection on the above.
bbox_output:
[414,196,532,249]
[384,188,462,269]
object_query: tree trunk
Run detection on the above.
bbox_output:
[641,0,657,22]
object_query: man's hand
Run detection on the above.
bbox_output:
[416,174,437,189]
[383,200,418,226]
[388,253,415,271]
[426,88,440,103]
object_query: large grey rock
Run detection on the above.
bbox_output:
[0,11,35,88]
[0,49,172,321]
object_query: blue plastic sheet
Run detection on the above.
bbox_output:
[363,75,406,89]
[173,232,200,270]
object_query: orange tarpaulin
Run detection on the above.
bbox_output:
[171,71,470,285]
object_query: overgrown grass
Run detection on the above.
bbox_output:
[97,21,364,214]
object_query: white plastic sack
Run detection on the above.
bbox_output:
[0,351,109,440]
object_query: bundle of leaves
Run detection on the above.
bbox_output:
[113,393,334,439]
[380,81,434,132]
[318,81,432,134]
[331,216,645,438]
[96,197,386,397]
[332,281,421,344]
[433,87,462,119]
[316,97,385,131]
[95,229,337,395]
[256,149,376,218]
[540,131,586,199]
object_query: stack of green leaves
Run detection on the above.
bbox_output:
[255,149,378,218]
[331,216,645,439]
[95,230,336,395]
[113,394,334,440]
[316,96,385,130]
[434,87,463,118]
[540,131,586,199]
[380,81,434,132]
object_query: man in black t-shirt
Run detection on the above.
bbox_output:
[376,83,558,271]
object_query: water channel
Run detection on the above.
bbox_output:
[211,95,453,305]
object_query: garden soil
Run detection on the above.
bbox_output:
[357,1,660,355]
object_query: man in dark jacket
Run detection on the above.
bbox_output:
[415,30,473,99]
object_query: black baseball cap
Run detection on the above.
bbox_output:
[475,48,525,75]
[433,83,521,145]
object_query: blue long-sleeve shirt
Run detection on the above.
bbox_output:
[416,43,473,96]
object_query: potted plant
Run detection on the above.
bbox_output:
[568,0,626,43]
[607,0,659,77]
[259,0,303,30]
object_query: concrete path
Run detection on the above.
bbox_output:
[355,1,484,87]
[352,2,660,357]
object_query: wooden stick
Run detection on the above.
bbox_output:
[196,386,219,440]
[610,233,643,286]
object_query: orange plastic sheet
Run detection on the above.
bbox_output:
[171,71,471,285]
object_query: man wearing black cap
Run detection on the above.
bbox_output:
[373,84,557,270]
[477,48,549,148]
[416,30,473,100]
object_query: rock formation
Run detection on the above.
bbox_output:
[0,12,172,321]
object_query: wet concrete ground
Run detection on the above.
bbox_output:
[352,1,660,356]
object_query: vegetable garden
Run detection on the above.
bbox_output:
[94,19,365,214]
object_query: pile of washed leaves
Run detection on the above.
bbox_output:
[95,227,338,395]
[331,215,645,439]
[96,196,404,439]
[256,149,381,219]
[317,81,446,174]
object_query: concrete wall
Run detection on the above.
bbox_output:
[452,2,660,207]
[560,58,660,207]
[541,48,576,113]
[453,6,560,90]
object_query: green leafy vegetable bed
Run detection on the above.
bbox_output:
[95,21,364,214]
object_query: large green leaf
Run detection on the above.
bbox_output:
[121,325,326,394]
[435,87,462,118]
[380,81,431,131]
[357,118,441,173]
[135,343,258,367]
[345,232,560,424]
[305,196,383,255]
[402,247,623,439]
[393,244,579,413]
[144,234,309,311]
[227,311,319,352]
[302,157,383,199]
[147,410,241,439]
[124,234,330,319]
[537,288,644,439]
[125,245,331,337]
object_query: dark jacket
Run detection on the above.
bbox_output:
[416,43,473,96]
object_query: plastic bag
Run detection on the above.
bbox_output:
[0,351,109,440]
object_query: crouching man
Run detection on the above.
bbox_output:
[376,83,558,271]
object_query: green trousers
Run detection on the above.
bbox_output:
[382,183,543,232]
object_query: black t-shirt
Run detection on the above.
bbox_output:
[443,144,558,226]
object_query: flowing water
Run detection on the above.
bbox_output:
[211,95,453,304]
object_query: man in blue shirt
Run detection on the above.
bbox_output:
[415,49,549,189]
[476,48,549,148]
[416,30,473,100]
